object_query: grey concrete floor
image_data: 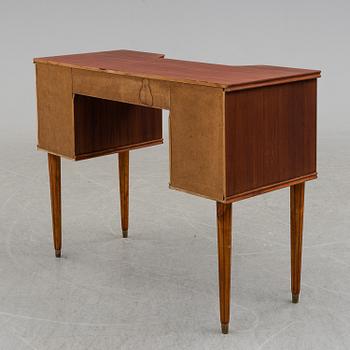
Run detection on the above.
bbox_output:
[0,132,349,349]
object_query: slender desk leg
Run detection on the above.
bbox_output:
[216,202,232,334]
[290,182,305,303]
[48,153,62,258]
[118,151,129,238]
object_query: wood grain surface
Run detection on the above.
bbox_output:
[225,79,317,199]
[35,49,320,335]
[48,153,62,258]
[35,50,319,202]
[290,182,305,303]
[118,151,129,238]
[74,95,162,158]
[217,202,232,334]
[34,50,320,89]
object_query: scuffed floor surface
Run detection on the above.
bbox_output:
[0,134,349,350]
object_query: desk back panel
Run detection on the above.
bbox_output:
[74,95,162,160]
[225,79,317,201]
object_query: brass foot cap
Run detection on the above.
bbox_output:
[292,294,299,303]
[55,250,61,258]
[122,230,128,238]
[221,323,229,334]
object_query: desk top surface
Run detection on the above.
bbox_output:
[34,50,321,90]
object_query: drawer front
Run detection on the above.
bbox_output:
[72,68,170,109]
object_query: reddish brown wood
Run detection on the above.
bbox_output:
[35,49,164,66]
[34,50,320,89]
[118,151,129,238]
[216,202,232,334]
[74,95,162,158]
[225,79,317,198]
[225,174,316,203]
[48,153,62,257]
[34,49,320,334]
[290,182,305,303]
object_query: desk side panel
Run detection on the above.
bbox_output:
[36,63,74,158]
[225,79,317,201]
[169,84,225,201]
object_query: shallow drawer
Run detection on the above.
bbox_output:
[72,68,170,109]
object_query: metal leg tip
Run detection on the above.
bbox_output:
[122,230,128,238]
[55,250,61,258]
[292,294,299,303]
[221,323,229,334]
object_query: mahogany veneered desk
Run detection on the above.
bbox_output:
[33,50,320,334]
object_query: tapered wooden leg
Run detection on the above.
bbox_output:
[217,202,232,334]
[118,151,129,238]
[48,153,61,258]
[290,182,305,303]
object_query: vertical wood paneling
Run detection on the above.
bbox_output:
[225,79,317,197]
[74,95,162,158]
